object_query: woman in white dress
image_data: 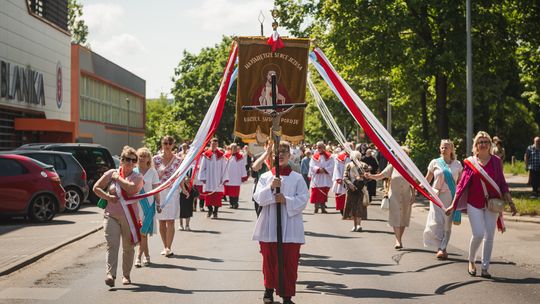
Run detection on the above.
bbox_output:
[366,146,415,249]
[153,136,182,257]
[134,147,160,267]
[423,140,463,259]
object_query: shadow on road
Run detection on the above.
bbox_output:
[297,281,430,299]
[113,282,193,294]
[148,263,197,271]
[0,219,76,236]
[434,280,484,294]
[189,229,221,235]
[173,255,224,263]
[300,253,397,276]
[360,229,394,235]
[305,230,359,239]
[211,218,253,223]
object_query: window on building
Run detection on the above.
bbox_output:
[80,75,144,129]
[27,0,68,31]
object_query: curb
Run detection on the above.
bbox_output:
[0,225,103,277]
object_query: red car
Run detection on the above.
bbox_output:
[0,154,65,221]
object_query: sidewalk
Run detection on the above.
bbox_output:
[0,205,104,276]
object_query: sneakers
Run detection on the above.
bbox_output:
[143,256,150,266]
[263,288,274,303]
[178,225,184,231]
[351,226,357,232]
[185,226,191,231]
[134,257,142,268]
[105,275,115,287]
[165,249,174,257]
[122,276,131,285]
[160,249,167,255]
[356,226,363,232]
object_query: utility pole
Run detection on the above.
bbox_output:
[126,97,130,146]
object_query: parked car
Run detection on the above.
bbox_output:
[17,143,115,204]
[0,154,65,221]
[0,150,89,212]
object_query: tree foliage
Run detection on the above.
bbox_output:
[68,0,89,45]
[170,37,237,143]
[276,0,540,160]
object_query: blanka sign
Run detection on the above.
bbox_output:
[0,60,46,106]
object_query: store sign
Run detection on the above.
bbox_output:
[0,60,46,106]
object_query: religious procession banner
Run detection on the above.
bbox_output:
[234,37,310,143]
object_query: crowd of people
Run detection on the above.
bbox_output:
[92,132,534,303]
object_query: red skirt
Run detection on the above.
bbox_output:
[195,185,205,199]
[310,187,329,204]
[205,192,223,207]
[224,185,240,197]
[335,193,346,210]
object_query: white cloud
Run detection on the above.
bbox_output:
[185,0,277,35]
[90,33,148,58]
[82,3,124,36]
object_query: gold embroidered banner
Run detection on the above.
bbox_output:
[234,37,310,143]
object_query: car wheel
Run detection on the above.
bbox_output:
[29,194,57,222]
[64,187,83,212]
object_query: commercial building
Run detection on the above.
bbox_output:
[0,0,145,153]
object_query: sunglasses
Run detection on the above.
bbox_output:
[121,157,138,163]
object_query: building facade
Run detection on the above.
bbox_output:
[0,0,145,153]
[0,0,72,149]
[72,45,145,154]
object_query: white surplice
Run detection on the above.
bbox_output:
[331,152,350,194]
[309,151,334,188]
[198,149,229,193]
[252,170,308,244]
[225,153,247,186]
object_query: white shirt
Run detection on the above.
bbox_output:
[252,170,308,243]
[427,159,463,192]
[309,151,334,188]
[225,154,247,186]
[198,150,229,192]
[141,167,159,194]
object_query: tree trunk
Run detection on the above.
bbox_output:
[435,73,449,139]
[420,83,429,140]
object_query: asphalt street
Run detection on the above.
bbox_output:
[0,180,539,303]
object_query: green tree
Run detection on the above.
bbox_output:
[144,93,180,153]
[68,0,89,45]
[170,37,237,143]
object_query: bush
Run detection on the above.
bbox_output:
[504,160,527,176]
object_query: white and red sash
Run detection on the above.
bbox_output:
[117,168,141,244]
[463,156,502,198]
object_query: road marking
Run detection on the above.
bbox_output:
[0,287,69,300]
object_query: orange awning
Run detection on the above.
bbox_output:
[14,118,75,134]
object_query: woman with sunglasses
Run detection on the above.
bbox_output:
[446,131,517,278]
[153,135,182,257]
[93,146,144,287]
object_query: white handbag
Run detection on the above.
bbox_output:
[380,196,390,210]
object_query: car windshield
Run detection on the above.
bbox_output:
[29,158,56,173]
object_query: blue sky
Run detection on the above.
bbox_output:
[80,0,288,99]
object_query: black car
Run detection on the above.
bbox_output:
[1,150,89,212]
[17,143,115,204]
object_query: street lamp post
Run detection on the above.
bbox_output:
[126,97,130,146]
[466,0,473,155]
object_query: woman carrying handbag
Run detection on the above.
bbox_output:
[446,131,517,278]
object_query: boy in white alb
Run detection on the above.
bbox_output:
[224,143,248,209]
[253,141,308,304]
[198,138,229,218]
[309,141,334,213]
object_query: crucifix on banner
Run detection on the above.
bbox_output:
[241,73,306,296]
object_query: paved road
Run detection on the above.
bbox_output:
[0,181,539,303]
